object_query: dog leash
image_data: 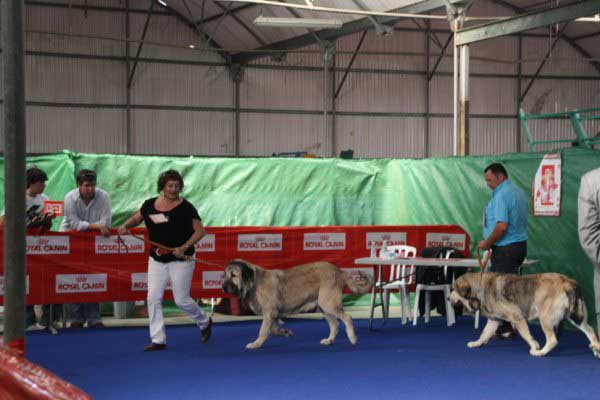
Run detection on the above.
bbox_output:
[117,233,225,268]
[475,247,491,306]
[476,247,491,276]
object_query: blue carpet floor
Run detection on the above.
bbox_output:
[26,317,600,400]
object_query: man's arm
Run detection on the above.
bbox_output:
[87,191,112,237]
[478,222,508,250]
[479,191,510,250]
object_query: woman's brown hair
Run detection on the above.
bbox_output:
[157,169,184,193]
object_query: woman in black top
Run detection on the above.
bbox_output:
[118,170,212,351]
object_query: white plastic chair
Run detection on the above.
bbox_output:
[377,245,417,324]
[413,248,456,327]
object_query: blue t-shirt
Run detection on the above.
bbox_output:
[484,180,528,246]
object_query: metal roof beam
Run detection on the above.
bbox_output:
[231,0,466,64]
[213,1,267,46]
[160,2,229,62]
[128,0,155,88]
[486,0,600,75]
[195,4,255,24]
[455,0,600,45]
[572,29,600,41]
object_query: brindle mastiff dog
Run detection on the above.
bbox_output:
[449,272,600,358]
[222,259,373,349]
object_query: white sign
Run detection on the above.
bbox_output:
[26,236,70,255]
[56,274,107,293]
[95,235,144,254]
[195,234,216,253]
[533,153,562,217]
[131,273,148,291]
[303,233,346,250]
[365,232,407,249]
[131,273,172,291]
[425,233,466,250]
[202,271,225,289]
[0,275,30,296]
[237,234,283,252]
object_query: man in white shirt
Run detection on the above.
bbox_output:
[60,169,112,328]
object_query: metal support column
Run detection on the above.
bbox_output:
[425,20,431,158]
[2,0,28,354]
[321,41,334,157]
[125,0,132,153]
[447,1,469,156]
[459,45,470,156]
[516,34,522,152]
[453,24,459,156]
[230,64,243,157]
[332,49,337,156]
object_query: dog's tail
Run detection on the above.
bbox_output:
[565,280,586,326]
[343,270,373,294]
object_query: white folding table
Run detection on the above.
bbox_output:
[354,256,540,330]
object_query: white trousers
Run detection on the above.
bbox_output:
[147,257,209,344]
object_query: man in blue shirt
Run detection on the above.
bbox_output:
[478,163,528,337]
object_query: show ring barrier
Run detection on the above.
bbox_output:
[0,225,469,304]
[0,345,91,400]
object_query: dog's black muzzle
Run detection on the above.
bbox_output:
[221,281,238,296]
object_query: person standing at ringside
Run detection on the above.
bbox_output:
[0,167,57,331]
[117,169,212,352]
[578,166,600,336]
[478,163,528,339]
[60,169,112,329]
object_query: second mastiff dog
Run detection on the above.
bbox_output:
[222,259,372,349]
[450,272,600,358]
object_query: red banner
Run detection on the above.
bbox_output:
[0,225,469,304]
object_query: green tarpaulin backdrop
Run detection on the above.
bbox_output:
[2,148,599,323]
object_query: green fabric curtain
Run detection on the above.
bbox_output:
[2,148,599,322]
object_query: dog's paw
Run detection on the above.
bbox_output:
[320,338,334,346]
[467,341,482,348]
[589,344,600,359]
[275,328,294,337]
[245,341,262,350]
[531,340,540,350]
[529,348,546,357]
[348,335,358,345]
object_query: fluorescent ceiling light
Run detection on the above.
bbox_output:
[253,16,343,29]
[576,14,600,22]
[157,0,167,6]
